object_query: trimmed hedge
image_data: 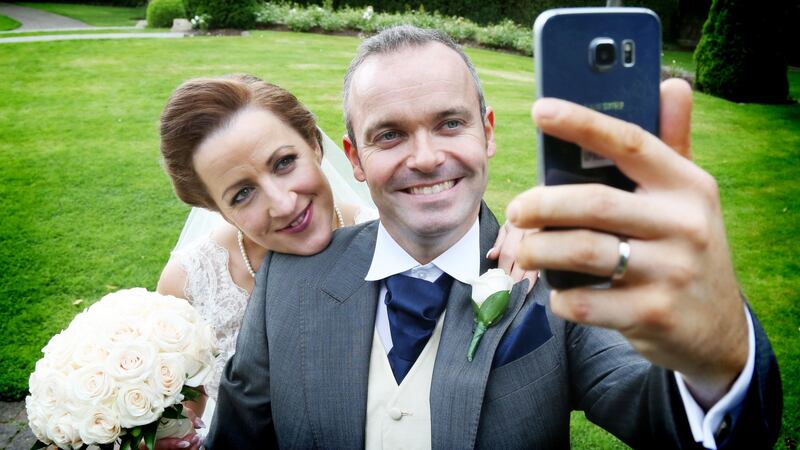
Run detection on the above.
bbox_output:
[694,0,790,103]
[289,0,679,40]
[185,0,258,29]
[146,0,186,27]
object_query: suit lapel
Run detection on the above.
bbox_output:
[430,203,529,449]
[301,223,379,448]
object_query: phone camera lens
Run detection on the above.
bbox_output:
[590,38,616,71]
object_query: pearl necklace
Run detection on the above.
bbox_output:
[238,205,345,279]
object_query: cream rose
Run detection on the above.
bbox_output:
[69,364,116,406]
[25,396,50,444]
[71,338,111,369]
[147,311,193,353]
[470,268,514,306]
[153,353,186,401]
[106,342,157,382]
[116,383,164,428]
[78,404,121,444]
[46,411,83,449]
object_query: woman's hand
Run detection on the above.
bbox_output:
[487,221,537,292]
[150,405,205,450]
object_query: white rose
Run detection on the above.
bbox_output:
[78,404,121,444]
[42,330,77,371]
[46,411,83,449]
[155,417,194,440]
[25,396,51,444]
[106,342,157,383]
[116,383,164,428]
[153,353,186,403]
[30,367,68,410]
[147,311,193,353]
[104,317,146,345]
[470,268,514,306]
[68,364,116,406]
[71,336,111,369]
[183,349,215,387]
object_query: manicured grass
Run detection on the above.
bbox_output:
[0,31,797,448]
[17,2,145,26]
[0,14,21,31]
[0,28,168,38]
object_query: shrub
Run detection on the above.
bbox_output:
[186,0,258,29]
[694,0,790,103]
[146,0,186,28]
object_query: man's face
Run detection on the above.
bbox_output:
[344,42,496,259]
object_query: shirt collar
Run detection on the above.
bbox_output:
[365,219,480,284]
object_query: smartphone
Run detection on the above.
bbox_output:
[533,7,661,289]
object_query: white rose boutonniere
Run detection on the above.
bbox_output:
[467,268,514,361]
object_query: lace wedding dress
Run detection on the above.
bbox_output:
[169,129,376,430]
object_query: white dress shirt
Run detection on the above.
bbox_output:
[363,219,755,448]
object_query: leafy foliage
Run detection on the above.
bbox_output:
[694,0,791,103]
[185,0,258,29]
[145,0,186,28]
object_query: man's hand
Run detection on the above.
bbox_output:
[507,79,748,408]
[487,222,537,292]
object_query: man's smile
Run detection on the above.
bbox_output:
[404,179,458,195]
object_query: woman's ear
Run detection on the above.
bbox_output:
[313,139,324,163]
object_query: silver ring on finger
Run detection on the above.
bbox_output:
[611,238,631,281]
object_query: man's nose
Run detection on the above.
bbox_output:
[407,133,444,172]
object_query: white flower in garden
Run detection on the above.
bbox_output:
[363,5,374,20]
[42,330,77,371]
[152,353,186,402]
[78,404,121,444]
[71,337,111,369]
[155,417,194,440]
[116,383,164,428]
[470,268,514,306]
[31,367,68,410]
[69,364,116,405]
[106,342,157,383]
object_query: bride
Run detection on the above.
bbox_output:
[154,74,529,449]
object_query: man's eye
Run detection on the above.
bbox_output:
[274,155,297,171]
[232,187,253,205]
[378,131,399,142]
[444,120,461,129]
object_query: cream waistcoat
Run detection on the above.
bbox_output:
[365,313,445,450]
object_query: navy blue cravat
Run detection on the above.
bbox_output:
[384,273,454,384]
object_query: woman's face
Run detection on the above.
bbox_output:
[193,106,335,255]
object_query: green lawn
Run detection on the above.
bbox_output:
[0,31,797,449]
[17,2,145,26]
[0,14,22,31]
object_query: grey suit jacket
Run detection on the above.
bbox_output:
[207,204,781,449]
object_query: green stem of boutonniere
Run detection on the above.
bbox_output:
[467,321,488,361]
[467,290,510,361]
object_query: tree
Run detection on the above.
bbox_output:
[694,0,791,103]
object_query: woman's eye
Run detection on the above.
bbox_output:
[232,187,253,205]
[274,155,297,172]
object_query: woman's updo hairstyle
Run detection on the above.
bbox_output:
[159,74,322,210]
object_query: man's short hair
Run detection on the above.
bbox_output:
[342,25,487,148]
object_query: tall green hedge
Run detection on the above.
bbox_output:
[185,0,258,29]
[289,0,679,40]
[146,0,186,27]
[694,0,790,103]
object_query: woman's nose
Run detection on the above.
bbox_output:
[261,180,296,218]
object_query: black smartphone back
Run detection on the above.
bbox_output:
[533,7,661,289]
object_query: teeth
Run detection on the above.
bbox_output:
[409,180,454,195]
[288,210,305,228]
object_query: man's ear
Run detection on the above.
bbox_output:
[343,134,367,182]
[484,106,497,158]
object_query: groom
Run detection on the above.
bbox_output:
[206,26,781,448]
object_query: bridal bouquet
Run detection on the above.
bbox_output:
[26,288,218,449]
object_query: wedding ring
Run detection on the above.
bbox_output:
[611,238,631,281]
